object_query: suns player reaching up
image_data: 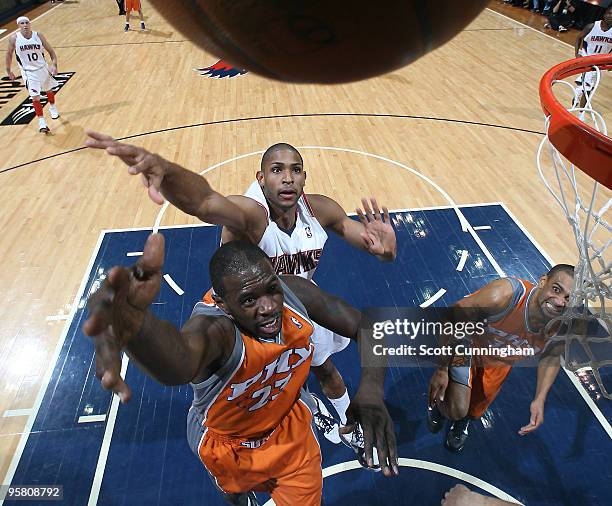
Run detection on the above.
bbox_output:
[427,264,573,453]
[6,17,60,133]
[84,235,399,506]
[85,131,397,440]
[573,6,612,112]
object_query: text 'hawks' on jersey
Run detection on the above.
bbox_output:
[581,21,612,55]
[14,31,47,72]
[244,181,327,279]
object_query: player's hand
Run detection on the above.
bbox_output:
[85,130,167,205]
[356,198,397,260]
[441,485,496,506]
[7,70,16,81]
[428,367,449,406]
[49,64,57,75]
[342,388,399,477]
[518,398,545,435]
[82,233,165,402]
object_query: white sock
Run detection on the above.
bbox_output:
[328,389,350,425]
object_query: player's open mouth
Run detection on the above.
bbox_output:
[545,301,561,314]
[279,190,296,200]
[258,315,281,334]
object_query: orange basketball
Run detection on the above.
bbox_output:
[149,0,489,84]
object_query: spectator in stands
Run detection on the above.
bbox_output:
[545,0,578,32]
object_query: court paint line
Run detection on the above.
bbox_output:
[126,251,143,257]
[45,314,69,321]
[163,274,185,296]
[3,409,33,418]
[88,353,130,506]
[94,202,504,235]
[0,30,6,35]
[420,288,447,308]
[262,458,522,506]
[456,250,469,272]
[0,230,107,503]
[78,415,107,424]
[499,202,612,439]
[473,225,492,231]
[151,146,505,277]
[486,7,573,48]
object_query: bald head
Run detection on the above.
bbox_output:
[260,143,303,171]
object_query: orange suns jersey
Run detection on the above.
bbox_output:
[190,281,314,439]
[476,278,552,361]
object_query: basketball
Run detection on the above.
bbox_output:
[149,0,489,83]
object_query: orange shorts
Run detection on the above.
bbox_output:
[198,400,322,506]
[124,0,141,12]
[467,364,512,418]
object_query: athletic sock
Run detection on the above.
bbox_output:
[33,100,43,117]
[328,389,350,425]
[46,90,55,104]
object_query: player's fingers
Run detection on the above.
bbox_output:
[356,207,367,224]
[374,424,392,476]
[101,369,131,403]
[107,265,132,292]
[148,185,165,205]
[361,421,376,469]
[385,421,399,475]
[438,383,446,402]
[85,130,115,143]
[361,198,374,220]
[428,382,436,407]
[383,206,391,224]
[370,198,382,219]
[106,143,144,160]
[138,233,165,275]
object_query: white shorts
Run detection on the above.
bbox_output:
[310,321,351,367]
[22,66,58,98]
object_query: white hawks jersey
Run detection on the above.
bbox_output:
[14,31,48,72]
[244,181,327,280]
[580,21,612,56]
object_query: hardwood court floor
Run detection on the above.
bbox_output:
[0,0,610,484]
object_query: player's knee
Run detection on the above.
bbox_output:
[445,398,469,421]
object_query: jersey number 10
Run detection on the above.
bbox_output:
[26,53,40,62]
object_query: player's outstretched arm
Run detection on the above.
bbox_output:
[441,485,516,506]
[85,131,262,242]
[281,275,399,477]
[83,233,233,401]
[5,34,16,81]
[518,344,562,436]
[310,195,397,261]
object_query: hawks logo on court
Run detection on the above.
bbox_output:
[0,72,75,126]
[194,59,247,79]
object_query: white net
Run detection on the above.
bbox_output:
[537,63,612,400]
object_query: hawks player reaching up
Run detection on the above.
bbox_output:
[84,235,399,506]
[85,131,397,441]
[6,17,60,133]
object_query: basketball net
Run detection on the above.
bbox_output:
[537,61,611,400]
